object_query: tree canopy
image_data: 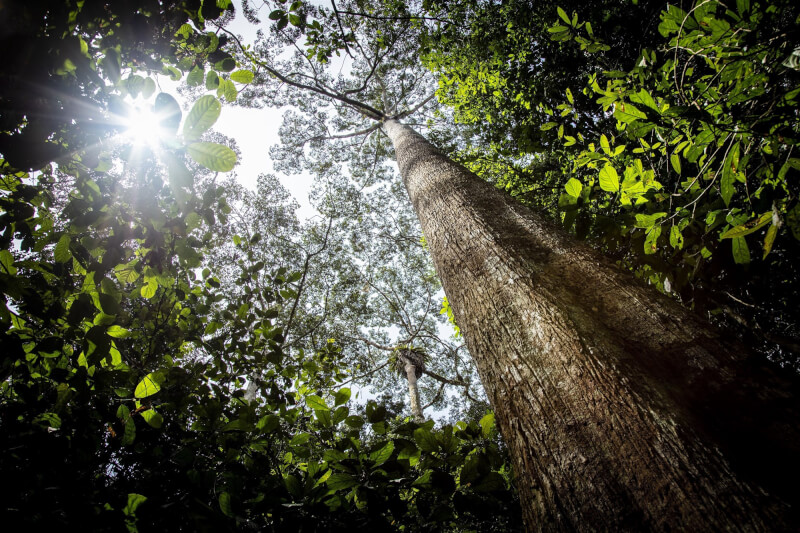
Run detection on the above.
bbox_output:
[1,0,799,530]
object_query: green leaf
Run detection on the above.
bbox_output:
[669,226,684,249]
[369,441,394,466]
[614,102,648,124]
[732,236,750,264]
[183,95,221,141]
[216,78,237,102]
[763,223,778,259]
[644,226,661,255]
[187,142,237,172]
[219,492,233,517]
[141,277,158,299]
[114,261,140,284]
[206,70,220,90]
[600,134,611,156]
[635,212,666,228]
[123,494,147,516]
[564,178,582,198]
[721,142,740,206]
[230,69,254,84]
[142,77,156,99]
[670,153,681,175]
[720,212,772,239]
[414,427,438,452]
[154,93,182,133]
[134,372,163,398]
[257,414,280,432]
[557,6,570,24]
[599,165,619,193]
[334,387,351,406]
[141,410,164,428]
[0,250,16,275]
[479,413,495,438]
[54,234,71,263]
[187,65,204,87]
[327,473,359,491]
[107,325,130,338]
[306,394,329,411]
[290,432,311,445]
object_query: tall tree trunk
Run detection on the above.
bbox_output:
[383,118,800,531]
[402,355,425,422]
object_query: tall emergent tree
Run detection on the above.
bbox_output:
[229,0,800,529]
[0,1,522,531]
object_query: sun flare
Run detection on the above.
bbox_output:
[123,107,168,148]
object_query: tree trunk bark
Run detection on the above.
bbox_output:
[383,118,800,531]
[402,355,425,422]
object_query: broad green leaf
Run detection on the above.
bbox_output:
[479,412,495,438]
[564,178,582,198]
[644,226,661,255]
[106,325,130,338]
[141,410,164,428]
[670,153,681,175]
[614,102,648,123]
[257,414,280,432]
[183,95,221,140]
[327,473,359,491]
[187,142,237,172]
[141,277,158,299]
[219,492,233,517]
[290,432,311,445]
[369,441,394,466]
[154,93,181,133]
[732,236,750,264]
[122,416,136,445]
[762,223,778,259]
[0,250,16,274]
[284,474,302,498]
[54,234,71,263]
[187,65,204,87]
[719,211,771,239]
[629,89,659,112]
[669,226,684,249]
[114,261,140,284]
[142,77,156,99]
[599,165,619,193]
[334,387,351,406]
[230,69,254,84]
[635,212,666,228]
[306,394,328,411]
[600,135,611,156]
[557,6,570,24]
[134,372,163,398]
[123,494,147,516]
[217,78,237,102]
[414,427,438,452]
[206,70,220,90]
[223,418,252,432]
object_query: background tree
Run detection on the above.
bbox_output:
[224,0,800,529]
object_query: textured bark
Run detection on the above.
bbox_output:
[383,118,800,531]
[403,357,425,422]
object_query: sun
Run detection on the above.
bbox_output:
[123,106,165,147]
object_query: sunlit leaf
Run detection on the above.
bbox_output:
[186,142,237,172]
[183,95,221,141]
[134,372,163,398]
